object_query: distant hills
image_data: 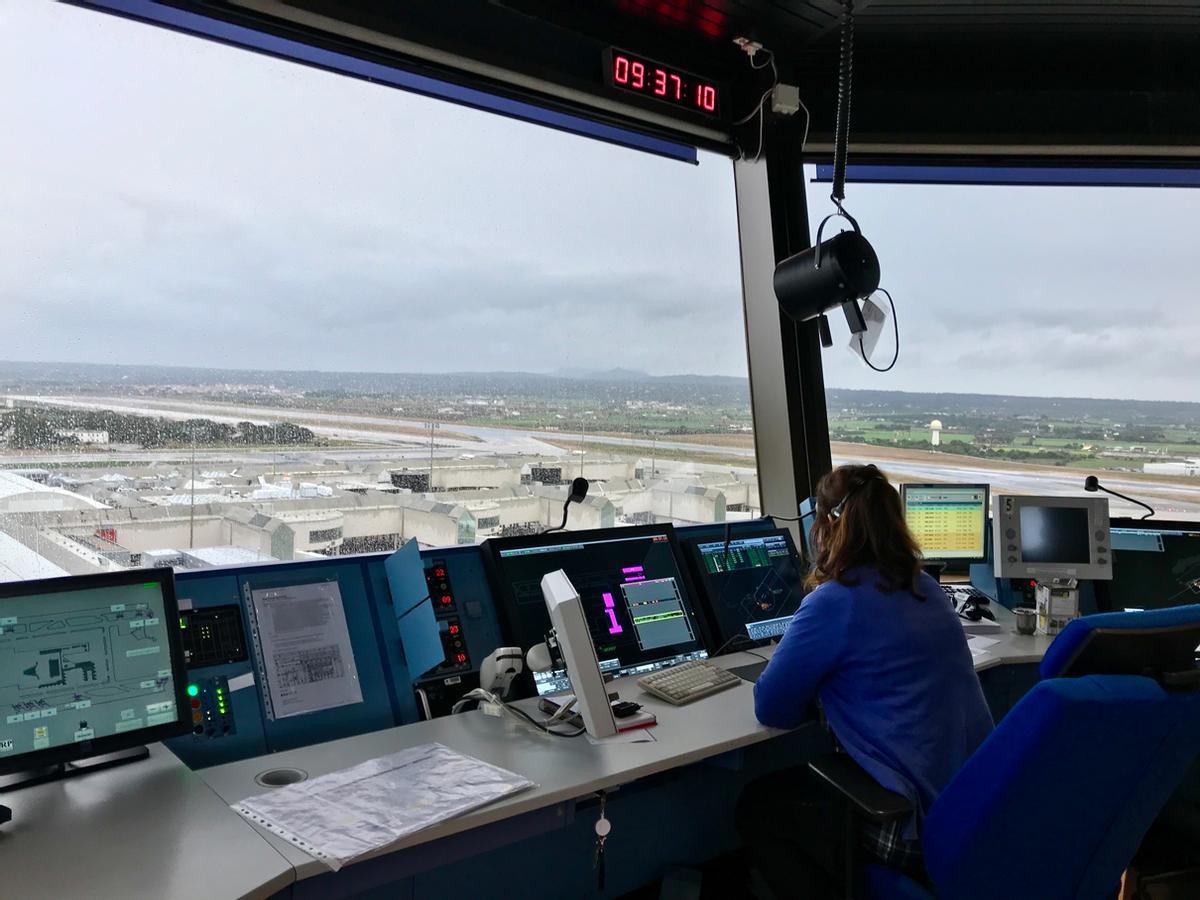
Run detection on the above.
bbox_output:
[551,367,746,386]
[1,360,1198,425]
[826,388,1200,425]
[0,360,749,394]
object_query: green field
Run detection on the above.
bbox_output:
[827,411,1200,472]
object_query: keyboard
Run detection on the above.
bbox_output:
[745,616,791,641]
[637,659,741,706]
[942,584,991,604]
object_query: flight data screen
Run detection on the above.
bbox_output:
[902,484,989,562]
[686,530,806,648]
[487,527,708,695]
[0,579,181,761]
[1106,526,1200,611]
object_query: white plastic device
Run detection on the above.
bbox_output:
[541,570,618,739]
[479,646,524,699]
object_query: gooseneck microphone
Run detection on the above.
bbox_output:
[1084,475,1156,520]
[543,477,590,534]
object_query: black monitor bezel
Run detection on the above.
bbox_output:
[680,526,806,649]
[1095,517,1200,613]
[481,522,714,660]
[900,482,991,565]
[0,567,190,776]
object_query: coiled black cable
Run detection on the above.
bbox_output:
[830,0,855,207]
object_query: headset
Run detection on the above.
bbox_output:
[828,464,881,521]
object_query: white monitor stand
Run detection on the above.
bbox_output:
[540,570,618,739]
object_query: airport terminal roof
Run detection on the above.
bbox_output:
[0,531,68,583]
[184,546,278,567]
[0,470,109,511]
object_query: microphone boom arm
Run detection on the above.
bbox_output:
[1089,482,1156,520]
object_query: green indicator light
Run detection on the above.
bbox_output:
[187,684,199,698]
[179,618,187,629]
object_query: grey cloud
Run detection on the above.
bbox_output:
[812,175,1200,401]
[3,3,1197,403]
[0,2,745,379]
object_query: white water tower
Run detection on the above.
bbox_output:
[929,419,943,447]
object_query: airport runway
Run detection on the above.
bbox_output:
[7,394,1200,519]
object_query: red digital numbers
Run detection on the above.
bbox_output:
[610,50,718,116]
[613,53,646,89]
[614,54,629,84]
[654,68,667,96]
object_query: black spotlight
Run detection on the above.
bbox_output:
[774,213,880,347]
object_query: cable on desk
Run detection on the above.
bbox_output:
[452,688,586,737]
[713,632,772,664]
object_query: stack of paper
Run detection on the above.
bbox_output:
[232,743,535,870]
[967,635,1002,658]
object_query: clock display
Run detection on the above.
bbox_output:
[605,49,721,118]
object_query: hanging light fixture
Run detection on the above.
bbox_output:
[774,0,893,361]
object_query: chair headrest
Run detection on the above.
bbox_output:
[1041,605,1200,686]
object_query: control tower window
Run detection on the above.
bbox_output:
[0,3,755,582]
[807,165,1200,523]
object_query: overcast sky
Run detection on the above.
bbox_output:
[810,175,1200,402]
[2,3,1198,402]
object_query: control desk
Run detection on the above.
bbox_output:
[10,510,1166,900]
[162,505,1191,772]
[165,520,802,769]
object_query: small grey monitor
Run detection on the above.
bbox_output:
[993,494,1112,581]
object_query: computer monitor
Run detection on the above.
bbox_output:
[1098,520,1200,612]
[993,494,1112,581]
[483,524,711,696]
[682,528,805,648]
[900,484,989,565]
[0,569,188,789]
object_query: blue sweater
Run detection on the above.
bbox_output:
[754,568,994,839]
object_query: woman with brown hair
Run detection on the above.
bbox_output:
[737,464,993,899]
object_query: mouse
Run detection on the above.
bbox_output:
[958,599,995,622]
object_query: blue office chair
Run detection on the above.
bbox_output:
[1039,605,1200,899]
[1039,604,1200,685]
[810,672,1200,899]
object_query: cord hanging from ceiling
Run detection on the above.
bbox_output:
[830,0,855,212]
[772,0,902,373]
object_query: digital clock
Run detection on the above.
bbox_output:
[604,48,721,118]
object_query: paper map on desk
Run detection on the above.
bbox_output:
[232,743,535,870]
